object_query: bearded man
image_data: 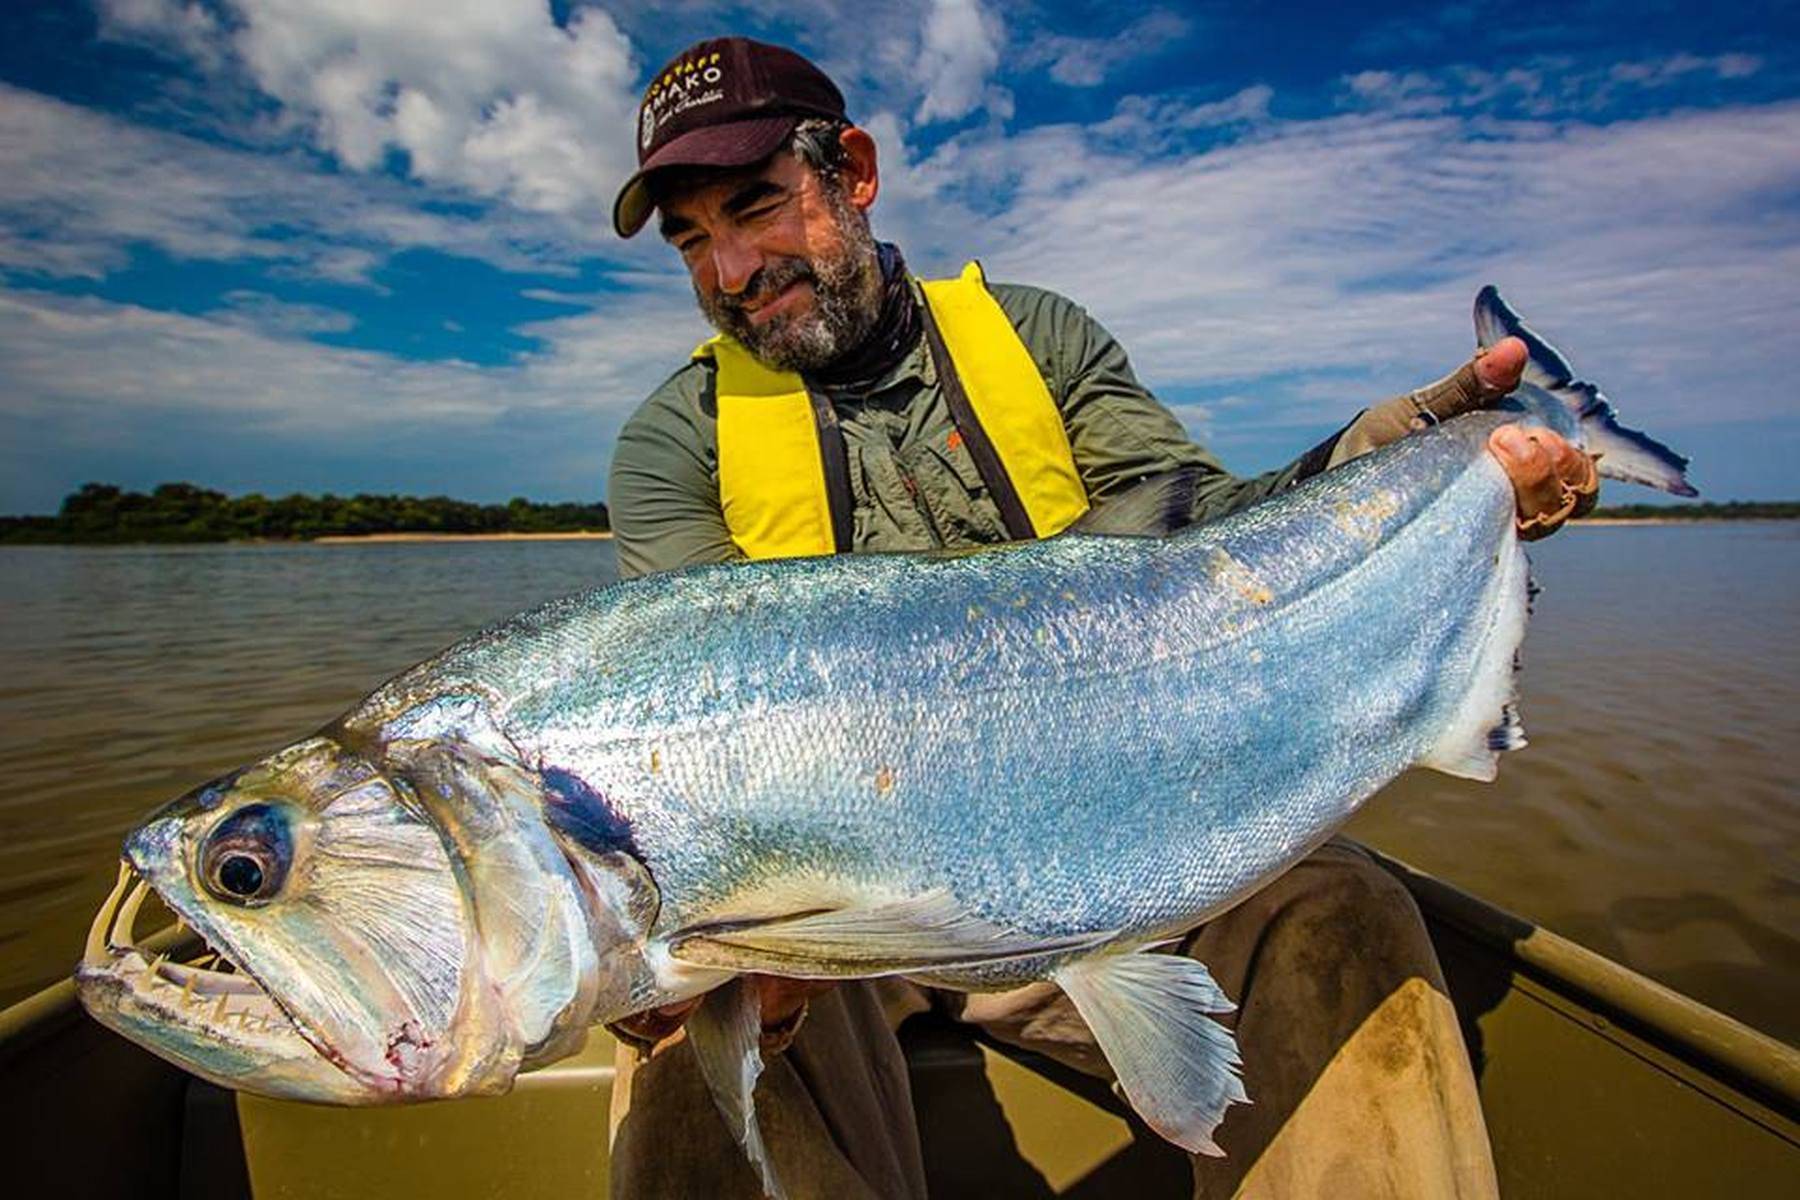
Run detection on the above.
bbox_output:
[602,36,1594,1200]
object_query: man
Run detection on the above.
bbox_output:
[603,37,1594,1199]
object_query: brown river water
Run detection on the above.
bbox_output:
[1,526,1795,1043]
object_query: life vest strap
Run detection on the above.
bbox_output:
[703,262,1089,560]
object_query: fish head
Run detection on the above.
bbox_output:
[76,733,633,1104]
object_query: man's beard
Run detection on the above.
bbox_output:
[695,192,881,372]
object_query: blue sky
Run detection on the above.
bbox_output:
[0,0,1795,513]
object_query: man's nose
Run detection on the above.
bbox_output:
[709,232,763,297]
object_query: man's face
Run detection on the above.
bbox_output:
[657,148,879,371]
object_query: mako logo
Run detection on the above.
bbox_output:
[640,51,726,147]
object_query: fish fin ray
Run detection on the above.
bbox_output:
[1065,469,1200,538]
[1475,285,1695,497]
[1419,534,1531,781]
[686,977,785,1199]
[671,890,1114,977]
[1052,952,1247,1156]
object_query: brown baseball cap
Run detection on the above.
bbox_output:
[612,37,847,238]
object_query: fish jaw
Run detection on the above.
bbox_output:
[78,863,378,1103]
[75,736,576,1103]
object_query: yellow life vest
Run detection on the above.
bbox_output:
[695,261,1089,560]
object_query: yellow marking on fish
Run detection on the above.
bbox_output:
[874,765,896,796]
[1208,548,1274,606]
[966,604,985,621]
[1333,490,1402,545]
[649,748,662,774]
[1060,589,1077,601]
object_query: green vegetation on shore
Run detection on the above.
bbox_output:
[1586,501,1799,521]
[0,483,610,544]
[3,484,1793,545]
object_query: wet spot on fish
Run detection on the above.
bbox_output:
[541,767,639,857]
[874,765,896,796]
[1207,548,1274,606]
[1332,490,1401,545]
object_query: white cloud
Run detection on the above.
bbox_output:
[914,0,1007,124]
[99,0,644,219]
[1023,10,1192,89]
[0,275,708,507]
[0,280,703,434]
[4,22,1794,505]
[0,84,620,284]
[212,290,357,336]
[1345,53,1767,118]
[95,0,226,70]
[870,89,1800,440]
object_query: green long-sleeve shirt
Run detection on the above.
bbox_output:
[608,281,1334,581]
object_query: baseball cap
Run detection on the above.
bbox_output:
[612,37,847,238]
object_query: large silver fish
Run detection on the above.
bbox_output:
[77,288,1692,1195]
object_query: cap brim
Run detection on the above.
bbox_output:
[612,114,800,238]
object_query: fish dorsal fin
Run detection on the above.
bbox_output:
[1052,952,1248,1156]
[1065,469,1200,538]
[686,978,785,1199]
[670,889,1113,977]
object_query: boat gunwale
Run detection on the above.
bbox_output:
[1368,847,1800,1135]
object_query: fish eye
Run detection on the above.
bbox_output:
[200,803,292,905]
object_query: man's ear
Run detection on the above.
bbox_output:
[839,126,879,212]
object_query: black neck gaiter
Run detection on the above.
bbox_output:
[811,242,921,390]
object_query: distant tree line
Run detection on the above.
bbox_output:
[1586,501,1799,521]
[2,482,1792,545]
[0,482,610,544]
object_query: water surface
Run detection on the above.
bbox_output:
[1,528,1795,1042]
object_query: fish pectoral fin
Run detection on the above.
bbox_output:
[1052,951,1248,1156]
[1065,468,1202,538]
[670,889,1114,977]
[687,977,785,1200]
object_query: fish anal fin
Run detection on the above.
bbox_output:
[1053,952,1248,1156]
[671,889,1113,977]
[687,977,785,1199]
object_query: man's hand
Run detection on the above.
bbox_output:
[1488,423,1599,540]
[611,976,836,1055]
[1474,337,1600,538]
[1333,335,1597,539]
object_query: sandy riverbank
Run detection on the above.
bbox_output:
[312,530,613,544]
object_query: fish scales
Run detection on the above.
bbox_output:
[349,412,1517,955]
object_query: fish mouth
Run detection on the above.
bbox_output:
[81,863,288,1029]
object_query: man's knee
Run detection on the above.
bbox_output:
[1185,839,1445,1059]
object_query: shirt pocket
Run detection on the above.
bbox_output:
[900,435,1010,547]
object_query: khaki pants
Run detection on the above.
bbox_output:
[608,839,1498,1199]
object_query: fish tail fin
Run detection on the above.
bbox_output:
[1474,285,1698,498]
[1052,952,1247,1156]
